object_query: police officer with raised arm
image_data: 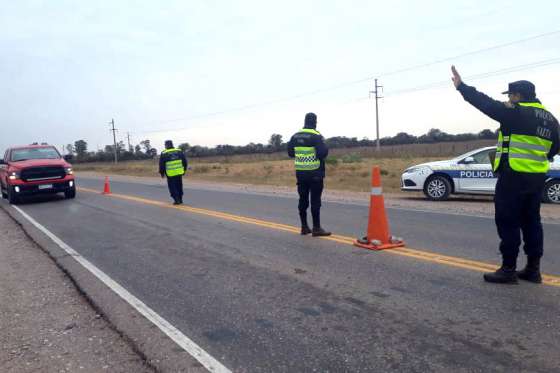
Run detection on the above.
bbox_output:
[452,66,559,284]
[159,140,188,205]
[287,112,331,237]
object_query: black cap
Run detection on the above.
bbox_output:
[304,112,317,129]
[502,80,536,98]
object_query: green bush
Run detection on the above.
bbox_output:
[341,154,362,163]
[325,157,339,166]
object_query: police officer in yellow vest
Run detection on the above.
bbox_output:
[287,113,331,237]
[452,66,559,284]
[159,140,188,205]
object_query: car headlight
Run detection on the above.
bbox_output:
[8,171,20,180]
[404,166,431,175]
[65,167,73,175]
[404,167,422,173]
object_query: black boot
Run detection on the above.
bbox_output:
[517,256,542,284]
[172,197,180,205]
[299,212,311,235]
[312,227,331,237]
[483,266,518,284]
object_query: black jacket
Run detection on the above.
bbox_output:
[287,128,329,179]
[159,148,188,177]
[458,82,560,191]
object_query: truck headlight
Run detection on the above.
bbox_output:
[65,167,73,175]
[8,171,20,180]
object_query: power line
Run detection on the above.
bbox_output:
[384,57,560,97]
[131,30,560,135]
[135,57,560,136]
[378,29,560,78]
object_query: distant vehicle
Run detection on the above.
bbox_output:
[401,146,560,204]
[0,144,76,204]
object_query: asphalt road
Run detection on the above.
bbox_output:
[6,175,560,372]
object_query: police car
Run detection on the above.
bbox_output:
[401,146,560,203]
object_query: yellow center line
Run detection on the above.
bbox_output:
[78,187,560,287]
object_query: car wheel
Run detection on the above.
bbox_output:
[7,187,19,204]
[64,188,76,199]
[543,180,560,204]
[1,185,7,199]
[424,175,451,201]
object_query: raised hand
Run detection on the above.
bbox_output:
[451,65,462,88]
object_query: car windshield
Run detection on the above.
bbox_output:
[453,148,493,161]
[11,147,61,161]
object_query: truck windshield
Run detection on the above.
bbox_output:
[11,147,61,161]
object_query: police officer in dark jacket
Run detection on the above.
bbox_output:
[159,140,188,205]
[287,113,331,236]
[452,66,559,284]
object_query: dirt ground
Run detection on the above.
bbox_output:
[0,208,154,373]
[73,156,440,193]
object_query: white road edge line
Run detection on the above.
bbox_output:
[12,205,231,373]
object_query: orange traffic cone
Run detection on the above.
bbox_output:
[102,176,111,195]
[354,166,405,250]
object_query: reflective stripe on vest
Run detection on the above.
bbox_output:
[493,102,552,173]
[299,128,321,135]
[294,129,322,171]
[162,148,185,177]
[519,102,547,110]
[294,147,320,171]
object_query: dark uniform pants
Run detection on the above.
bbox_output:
[167,175,184,201]
[494,175,544,268]
[297,176,324,228]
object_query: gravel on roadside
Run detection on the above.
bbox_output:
[0,208,155,373]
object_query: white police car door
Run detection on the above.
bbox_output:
[457,148,497,193]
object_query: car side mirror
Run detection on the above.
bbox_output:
[462,156,475,164]
[63,154,73,162]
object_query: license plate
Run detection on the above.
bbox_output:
[38,184,53,190]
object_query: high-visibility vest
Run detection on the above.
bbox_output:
[494,102,553,173]
[162,148,185,177]
[294,129,321,171]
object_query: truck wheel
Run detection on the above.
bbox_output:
[7,187,19,204]
[423,175,451,201]
[64,188,76,199]
[543,180,560,204]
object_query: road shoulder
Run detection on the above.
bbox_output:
[0,208,154,373]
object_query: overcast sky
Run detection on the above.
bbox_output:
[2,0,560,155]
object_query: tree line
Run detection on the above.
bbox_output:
[65,128,497,163]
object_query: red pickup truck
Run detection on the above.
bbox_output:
[0,144,76,204]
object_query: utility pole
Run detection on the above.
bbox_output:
[109,118,118,163]
[126,132,132,152]
[370,79,383,152]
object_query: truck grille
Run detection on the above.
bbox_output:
[20,166,66,181]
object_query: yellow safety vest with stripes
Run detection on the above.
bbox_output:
[494,102,553,173]
[294,129,321,171]
[162,148,185,177]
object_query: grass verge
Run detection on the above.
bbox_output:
[74,155,440,193]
